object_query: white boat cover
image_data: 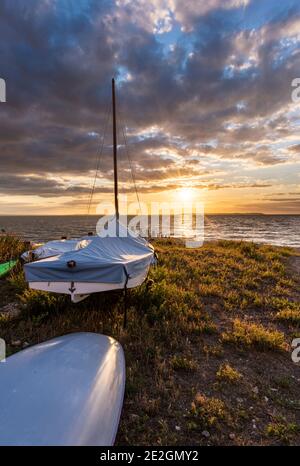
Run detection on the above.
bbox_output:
[0,333,125,446]
[24,224,154,284]
[21,238,90,261]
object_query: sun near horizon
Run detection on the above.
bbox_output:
[0,1,299,216]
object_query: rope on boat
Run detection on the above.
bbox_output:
[120,120,142,216]
[86,104,111,215]
[86,90,142,229]
[123,266,130,329]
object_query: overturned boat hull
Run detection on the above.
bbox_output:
[0,333,125,446]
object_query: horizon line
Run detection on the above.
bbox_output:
[1,212,300,217]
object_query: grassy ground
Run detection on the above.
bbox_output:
[0,236,300,445]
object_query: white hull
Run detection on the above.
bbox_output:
[28,267,149,302]
[0,333,125,445]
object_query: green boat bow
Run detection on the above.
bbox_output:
[0,259,18,278]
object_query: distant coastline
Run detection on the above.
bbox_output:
[0,213,300,217]
[0,214,299,247]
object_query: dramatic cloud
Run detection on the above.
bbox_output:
[0,0,299,213]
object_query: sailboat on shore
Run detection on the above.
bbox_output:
[23,79,155,303]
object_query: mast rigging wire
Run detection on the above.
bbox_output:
[86,105,111,215]
[87,103,142,220]
[119,115,142,216]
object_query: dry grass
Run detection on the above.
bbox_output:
[276,309,300,324]
[0,235,27,262]
[190,393,228,429]
[273,299,300,324]
[266,420,299,444]
[216,363,242,383]
[171,355,198,372]
[221,319,287,351]
[0,237,300,445]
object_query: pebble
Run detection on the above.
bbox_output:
[202,430,210,438]
[175,426,181,431]
[264,396,269,402]
[229,433,235,440]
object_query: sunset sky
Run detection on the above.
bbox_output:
[0,0,300,215]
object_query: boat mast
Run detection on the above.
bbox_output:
[112,78,119,225]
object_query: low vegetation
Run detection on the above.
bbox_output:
[276,309,300,324]
[221,319,287,351]
[171,355,198,372]
[274,299,300,324]
[216,363,242,384]
[266,420,299,444]
[190,394,228,430]
[0,235,27,262]
[0,235,300,445]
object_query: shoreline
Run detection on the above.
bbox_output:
[0,231,299,251]
[1,213,300,216]
[1,215,299,248]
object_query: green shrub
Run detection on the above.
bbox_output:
[266,421,299,443]
[216,363,242,383]
[171,355,197,372]
[190,394,227,428]
[19,289,65,316]
[0,235,27,262]
[222,319,286,351]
